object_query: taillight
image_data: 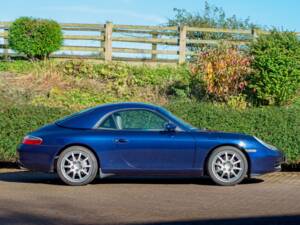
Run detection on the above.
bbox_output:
[22,135,43,145]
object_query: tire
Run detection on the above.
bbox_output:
[207,146,248,186]
[57,146,98,186]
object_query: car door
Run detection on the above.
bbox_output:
[99,109,196,173]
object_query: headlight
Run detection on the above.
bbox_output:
[253,136,277,151]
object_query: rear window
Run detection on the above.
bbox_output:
[56,108,95,124]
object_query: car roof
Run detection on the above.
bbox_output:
[56,102,162,129]
[93,102,161,111]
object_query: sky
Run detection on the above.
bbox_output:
[1,0,300,31]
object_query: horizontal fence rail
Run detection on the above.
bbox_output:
[0,21,299,63]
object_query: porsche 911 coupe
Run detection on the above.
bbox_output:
[17,102,284,186]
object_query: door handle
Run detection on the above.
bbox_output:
[115,138,128,143]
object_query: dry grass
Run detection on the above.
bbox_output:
[0,62,169,109]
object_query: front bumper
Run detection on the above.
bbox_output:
[250,148,286,176]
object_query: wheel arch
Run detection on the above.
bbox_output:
[203,144,251,176]
[52,143,101,172]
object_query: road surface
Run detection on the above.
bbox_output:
[0,169,299,225]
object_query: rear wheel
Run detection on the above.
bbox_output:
[57,146,98,186]
[207,146,248,186]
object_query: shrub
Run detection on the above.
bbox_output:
[61,60,94,78]
[227,94,249,109]
[0,60,37,73]
[31,88,118,110]
[60,61,191,87]
[58,60,192,101]
[248,30,300,105]
[166,80,191,98]
[0,104,71,161]
[190,45,252,102]
[0,60,195,110]
[8,17,63,60]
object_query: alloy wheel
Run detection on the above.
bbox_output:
[57,146,98,186]
[208,147,248,186]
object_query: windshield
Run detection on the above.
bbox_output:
[158,108,196,130]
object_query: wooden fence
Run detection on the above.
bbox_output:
[0,21,299,64]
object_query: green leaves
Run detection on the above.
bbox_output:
[167,1,258,52]
[0,105,71,161]
[0,60,299,163]
[58,60,192,101]
[248,30,300,105]
[8,17,63,60]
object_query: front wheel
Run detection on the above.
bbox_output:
[207,146,248,186]
[57,146,98,186]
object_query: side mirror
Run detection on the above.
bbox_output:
[165,122,177,132]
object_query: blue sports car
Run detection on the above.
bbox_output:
[18,102,284,186]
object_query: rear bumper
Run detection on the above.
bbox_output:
[17,144,60,172]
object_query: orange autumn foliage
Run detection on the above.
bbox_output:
[191,46,252,102]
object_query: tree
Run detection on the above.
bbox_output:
[167,2,259,51]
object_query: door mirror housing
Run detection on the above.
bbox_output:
[165,122,177,132]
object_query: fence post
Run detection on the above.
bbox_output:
[178,25,187,64]
[104,22,113,61]
[3,28,9,60]
[151,32,158,60]
[100,29,104,58]
[251,28,258,40]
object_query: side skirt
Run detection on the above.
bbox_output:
[99,169,204,177]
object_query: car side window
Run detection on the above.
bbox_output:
[113,109,167,131]
[99,115,117,129]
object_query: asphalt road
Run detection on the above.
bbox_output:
[0,169,299,225]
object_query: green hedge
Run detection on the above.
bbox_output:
[0,105,71,160]
[0,101,299,163]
